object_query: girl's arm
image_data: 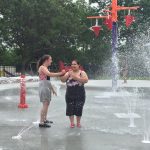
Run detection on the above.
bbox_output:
[40,66,65,77]
[60,72,70,82]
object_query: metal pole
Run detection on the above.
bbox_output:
[112,22,118,90]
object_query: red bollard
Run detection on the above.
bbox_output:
[18,75,28,108]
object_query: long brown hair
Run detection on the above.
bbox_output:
[37,55,51,69]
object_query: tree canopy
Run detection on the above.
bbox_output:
[0,0,149,76]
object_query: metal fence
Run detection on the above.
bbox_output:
[0,63,60,77]
[0,63,108,79]
[0,66,18,77]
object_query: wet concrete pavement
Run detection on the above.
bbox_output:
[0,83,150,150]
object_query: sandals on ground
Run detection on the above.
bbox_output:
[70,123,75,128]
[77,123,81,128]
[39,123,51,128]
[44,120,53,124]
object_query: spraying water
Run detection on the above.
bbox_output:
[141,90,150,144]
[12,121,39,140]
[112,22,119,91]
[128,88,139,128]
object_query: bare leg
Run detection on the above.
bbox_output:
[69,116,75,128]
[76,116,81,127]
[40,101,49,124]
[44,101,50,121]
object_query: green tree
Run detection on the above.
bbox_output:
[0,0,92,72]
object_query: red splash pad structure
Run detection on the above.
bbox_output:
[90,26,102,37]
[87,16,108,37]
[87,0,139,90]
[87,1,139,37]
[18,75,28,108]
[104,17,113,30]
[125,15,135,28]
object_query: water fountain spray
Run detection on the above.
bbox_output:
[141,89,150,144]
[128,88,139,128]
[12,121,39,140]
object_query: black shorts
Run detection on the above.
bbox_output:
[66,95,85,116]
[65,86,85,116]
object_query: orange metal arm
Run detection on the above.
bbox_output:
[87,16,109,19]
[103,10,112,13]
[117,6,139,11]
[87,0,139,23]
[111,0,139,22]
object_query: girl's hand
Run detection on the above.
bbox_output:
[60,69,66,76]
[71,74,79,80]
[52,89,57,96]
[69,71,79,80]
[50,84,57,96]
